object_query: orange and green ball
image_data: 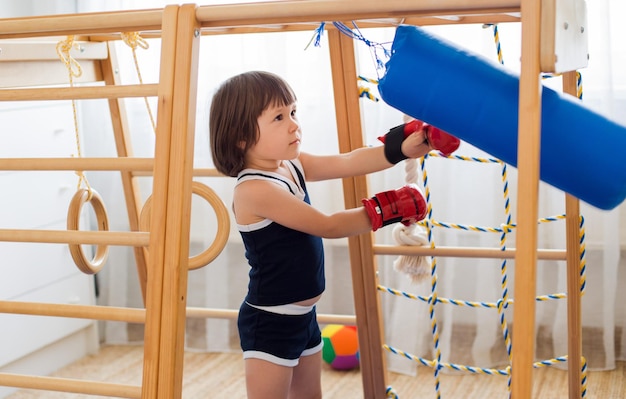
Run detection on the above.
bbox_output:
[321,324,359,370]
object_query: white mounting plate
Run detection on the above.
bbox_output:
[540,0,589,73]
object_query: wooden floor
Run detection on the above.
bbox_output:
[6,345,626,398]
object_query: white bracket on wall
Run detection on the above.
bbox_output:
[0,40,108,88]
[540,0,589,73]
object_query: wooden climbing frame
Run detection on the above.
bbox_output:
[0,2,588,399]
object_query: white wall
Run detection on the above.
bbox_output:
[0,0,76,18]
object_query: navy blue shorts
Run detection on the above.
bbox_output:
[238,301,322,367]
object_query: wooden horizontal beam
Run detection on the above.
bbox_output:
[89,12,521,39]
[0,373,141,399]
[0,84,157,101]
[0,157,153,171]
[0,301,355,326]
[0,229,150,246]
[374,244,567,260]
[0,301,146,323]
[196,0,521,28]
[0,9,164,39]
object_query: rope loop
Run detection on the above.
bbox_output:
[120,31,149,50]
[57,36,107,273]
[74,170,93,199]
[121,32,156,133]
[56,35,83,79]
[57,36,90,192]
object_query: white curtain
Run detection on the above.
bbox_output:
[74,0,624,378]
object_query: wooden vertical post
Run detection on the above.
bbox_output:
[327,28,388,398]
[141,5,179,399]
[511,0,543,398]
[155,4,201,398]
[563,71,583,399]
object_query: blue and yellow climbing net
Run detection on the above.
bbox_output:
[313,21,589,399]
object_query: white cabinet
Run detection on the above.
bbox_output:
[0,273,96,367]
[0,101,98,395]
[0,102,77,158]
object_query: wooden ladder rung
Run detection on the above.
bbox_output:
[0,9,165,39]
[0,301,145,324]
[374,244,567,260]
[0,84,158,101]
[0,157,153,171]
[0,229,149,246]
[0,373,141,399]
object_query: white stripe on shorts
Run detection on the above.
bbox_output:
[246,301,315,315]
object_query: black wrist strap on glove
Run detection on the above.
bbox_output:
[383,124,408,164]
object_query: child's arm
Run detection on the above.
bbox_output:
[300,120,458,181]
[298,144,413,182]
[234,179,425,238]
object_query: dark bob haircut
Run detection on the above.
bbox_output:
[209,71,297,177]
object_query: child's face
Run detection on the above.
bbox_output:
[249,101,301,165]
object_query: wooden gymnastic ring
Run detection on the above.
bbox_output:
[67,188,110,274]
[139,181,230,270]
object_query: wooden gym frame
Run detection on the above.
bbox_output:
[0,1,586,398]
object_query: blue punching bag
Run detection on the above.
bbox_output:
[378,25,626,211]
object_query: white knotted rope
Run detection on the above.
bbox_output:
[391,132,431,283]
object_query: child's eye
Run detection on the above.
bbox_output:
[274,114,283,121]
[291,109,297,117]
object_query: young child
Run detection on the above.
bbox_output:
[209,70,458,399]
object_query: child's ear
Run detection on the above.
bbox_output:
[237,140,246,150]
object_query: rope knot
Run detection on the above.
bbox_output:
[121,32,156,134]
[121,32,149,50]
[56,35,83,78]
[391,224,431,284]
[74,170,93,199]
[385,386,399,399]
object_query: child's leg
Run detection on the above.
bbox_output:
[245,358,293,399]
[289,351,322,399]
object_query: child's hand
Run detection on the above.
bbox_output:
[362,184,427,231]
[401,126,431,159]
[378,119,460,163]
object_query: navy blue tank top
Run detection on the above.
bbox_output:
[236,160,325,306]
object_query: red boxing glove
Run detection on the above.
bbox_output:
[378,119,460,158]
[424,123,460,156]
[362,184,428,232]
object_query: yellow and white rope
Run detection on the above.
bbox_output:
[57,36,93,196]
[120,32,157,134]
[57,36,109,274]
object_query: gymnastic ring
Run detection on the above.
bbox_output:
[67,188,110,275]
[139,181,230,270]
